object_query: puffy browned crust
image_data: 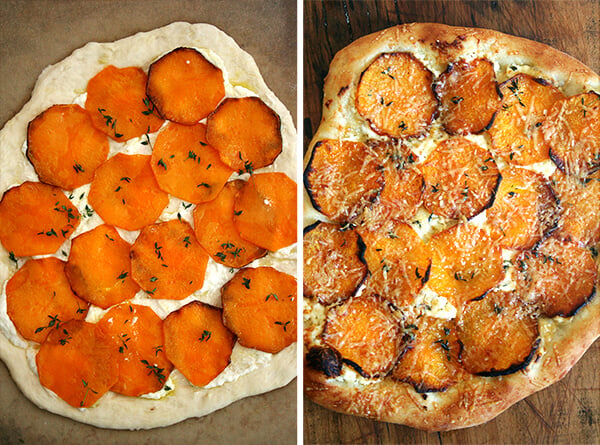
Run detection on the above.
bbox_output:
[304,22,600,432]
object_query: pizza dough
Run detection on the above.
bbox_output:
[0,22,296,430]
[303,23,599,431]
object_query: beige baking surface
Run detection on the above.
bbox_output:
[0,1,296,442]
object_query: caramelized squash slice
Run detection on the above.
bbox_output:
[434,58,501,135]
[551,171,600,246]
[543,91,600,178]
[233,172,297,252]
[221,266,297,353]
[206,97,282,171]
[489,74,565,165]
[85,65,164,141]
[36,320,119,407]
[303,222,367,305]
[163,301,235,387]
[304,139,384,223]
[6,258,89,343]
[193,180,267,268]
[88,153,169,231]
[147,47,225,124]
[27,104,109,190]
[428,223,504,307]
[97,303,173,396]
[515,237,597,317]
[65,224,139,309]
[487,166,558,250]
[356,52,437,138]
[151,122,233,203]
[421,138,500,219]
[392,317,464,392]
[0,181,80,257]
[130,219,209,300]
[323,294,401,378]
[358,223,431,307]
[457,289,539,376]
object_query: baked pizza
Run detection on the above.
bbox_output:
[303,22,599,431]
[0,22,297,429]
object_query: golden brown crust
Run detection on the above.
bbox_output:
[304,22,600,432]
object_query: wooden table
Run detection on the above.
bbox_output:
[303,1,599,443]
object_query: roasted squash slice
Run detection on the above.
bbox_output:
[543,91,600,178]
[85,65,164,141]
[427,223,504,307]
[26,104,109,190]
[515,237,597,317]
[304,139,384,223]
[221,266,297,353]
[193,180,267,268]
[392,317,464,392]
[303,222,367,305]
[130,219,209,300]
[489,74,565,165]
[6,257,89,343]
[358,223,431,307]
[355,52,437,138]
[151,122,234,203]
[0,181,80,257]
[65,224,139,309]
[97,303,173,396]
[421,137,500,220]
[36,320,119,408]
[487,166,558,250]
[457,289,539,376]
[434,58,501,135]
[88,153,169,231]
[146,47,225,124]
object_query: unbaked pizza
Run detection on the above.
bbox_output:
[0,22,297,429]
[303,23,599,431]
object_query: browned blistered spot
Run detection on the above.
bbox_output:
[338,85,349,97]
[325,99,333,108]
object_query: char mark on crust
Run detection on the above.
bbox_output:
[306,346,343,378]
[337,85,349,97]
[475,338,541,377]
[431,35,466,54]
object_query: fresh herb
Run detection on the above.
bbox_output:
[37,228,58,237]
[84,205,94,218]
[73,163,85,173]
[493,303,504,314]
[153,345,163,356]
[398,120,407,132]
[237,152,254,175]
[453,272,468,282]
[451,96,464,105]
[150,276,158,282]
[242,277,251,289]
[141,360,167,384]
[80,379,98,407]
[434,338,451,361]
[431,183,440,193]
[507,78,526,107]
[197,182,210,188]
[199,330,212,342]
[381,66,396,80]
[233,210,243,216]
[142,97,159,117]
[8,251,18,266]
[274,320,291,332]
[415,267,422,280]
[117,271,128,280]
[114,186,122,192]
[182,236,191,248]
[58,329,72,346]
[154,242,163,260]
[119,333,131,353]
[157,158,167,170]
[266,293,279,302]
[97,108,123,138]
[35,314,61,334]
[120,177,131,183]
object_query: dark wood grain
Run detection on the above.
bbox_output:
[303,1,599,443]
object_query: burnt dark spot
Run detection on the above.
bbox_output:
[431,35,466,54]
[306,346,343,378]
[338,85,349,97]
[324,99,333,109]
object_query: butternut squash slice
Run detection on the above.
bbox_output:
[355,52,438,138]
[26,104,109,190]
[97,303,173,396]
[85,65,164,141]
[0,181,80,256]
[489,74,565,165]
[323,294,401,378]
[65,224,139,309]
[303,222,367,305]
[163,301,235,387]
[147,47,225,124]
[206,96,282,171]
[543,91,600,178]
[6,257,89,343]
[88,153,169,231]
[233,172,297,251]
[36,320,119,407]
[515,237,597,317]
[358,223,431,307]
[427,223,504,307]
[151,121,233,203]
[487,166,558,250]
[221,266,297,354]
[434,58,501,135]
[392,317,464,392]
[130,219,209,300]
[421,137,500,220]
[193,180,266,268]
[304,139,384,223]
[457,289,539,376]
